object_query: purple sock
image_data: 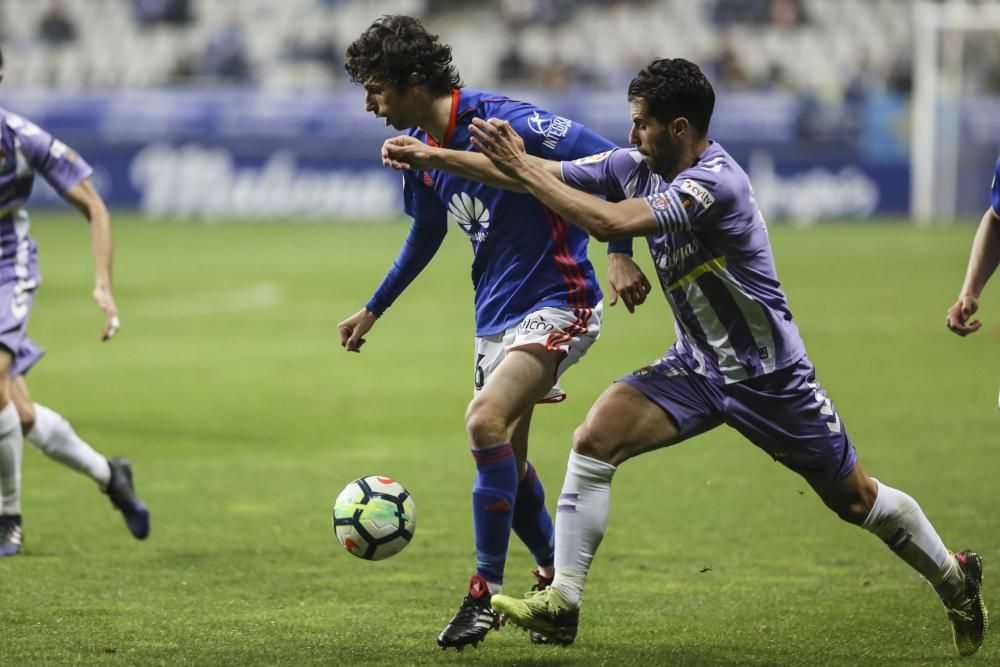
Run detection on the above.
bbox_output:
[471,442,517,585]
[512,462,555,569]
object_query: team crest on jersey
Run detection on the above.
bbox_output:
[573,150,612,165]
[448,192,491,241]
[648,194,670,211]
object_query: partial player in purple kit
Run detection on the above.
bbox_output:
[337,15,651,651]
[0,45,149,556]
[384,58,987,657]
[946,156,999,337]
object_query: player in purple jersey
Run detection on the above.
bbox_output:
[946,156,1000,338]
[385,58,987,657]
[0,46,149,556]
[337,16,651,650]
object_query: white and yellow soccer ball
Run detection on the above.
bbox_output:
[332,476,415,560]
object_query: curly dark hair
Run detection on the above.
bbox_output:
[627,58,715,136]
[345,15,462,93]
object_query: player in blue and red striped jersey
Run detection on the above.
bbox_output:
[946,156,1000,337]
[387,58,986,657]
[336,16,650,650]
[0,46,149,556]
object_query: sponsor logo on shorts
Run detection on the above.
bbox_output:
[518,315,555,333]
[632,366,652,378]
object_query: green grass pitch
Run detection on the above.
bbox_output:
[1,214,997,665]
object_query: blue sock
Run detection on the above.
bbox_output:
[471,442,518,585]
[512,462,555,570]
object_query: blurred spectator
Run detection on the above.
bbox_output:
[37,1,77,46]
[282,36,342,77]
[712,40,754,89]
[713,0,806,28]
[200,19,253,83]
[133,0,193,27]
[769,0,807,28]
[886,55,913,97]
[713,0,770,26]
[497,42,530,84]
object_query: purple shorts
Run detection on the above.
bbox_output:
[619,354,857,482]
[0,280,44,378]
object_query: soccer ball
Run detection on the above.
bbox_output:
[332,475,416,560]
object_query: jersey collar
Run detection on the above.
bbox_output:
[423,89,461,148]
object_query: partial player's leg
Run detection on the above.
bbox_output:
[728,358,986,656]
[493,378,700,645]
[809,464,987,656]
[508,407,562,644]
[13,377,150,540]
[438,345,564,650]
[0,350,25,556]
[509,407,555,582]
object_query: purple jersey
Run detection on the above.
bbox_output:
[561,143,806,384]
[991,156,1000,216]
[0,107,93,286]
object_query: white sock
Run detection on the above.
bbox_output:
[862,478,963,603]
[551,451,617,607]
[0,400,24,515]
[27,404,111,486]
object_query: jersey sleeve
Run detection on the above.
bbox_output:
[991,157,1000,216]
[562,128,632,255]
[365,171,448,316]
[498,102,586,162]
[643,171,729,234]
[559,148,637,201]
[6,113,93,195]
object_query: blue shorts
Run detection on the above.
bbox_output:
[619,354,857,482]
[0,280,44,378]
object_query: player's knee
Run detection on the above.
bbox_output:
[465,403,508,448]
[572,422,620,464]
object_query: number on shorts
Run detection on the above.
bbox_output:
[474,353,486,390]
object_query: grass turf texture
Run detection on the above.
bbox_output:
[1,215,997,666]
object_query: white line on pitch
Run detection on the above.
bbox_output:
[133,282,285,317]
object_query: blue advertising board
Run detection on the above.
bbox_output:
[4,88,913,220]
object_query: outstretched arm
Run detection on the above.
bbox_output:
[946,207,1000,336]
[63,179,120,341]
[382,135,562,193]
[469,118,658,242]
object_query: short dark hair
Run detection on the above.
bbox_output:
[0,45,4,70]
[627,58,715,136]
[345,15,462,93]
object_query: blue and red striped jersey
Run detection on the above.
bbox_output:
[366,89,617,336]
